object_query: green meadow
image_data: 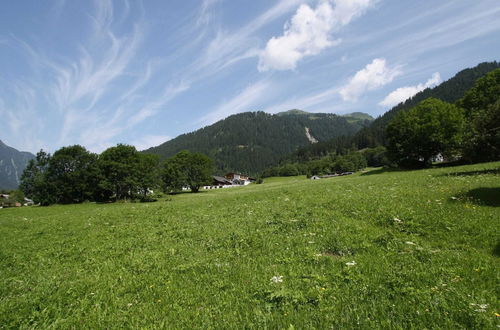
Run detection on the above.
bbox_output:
[1,162,499,328]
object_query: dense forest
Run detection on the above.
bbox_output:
[144,111,372,175]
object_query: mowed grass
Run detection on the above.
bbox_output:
[1,163,499,329]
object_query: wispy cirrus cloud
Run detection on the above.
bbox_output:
[199,80,272,126]
[379,72,441,107]
[132,135,172,151]
[339,58,402,102]
[258,0,376,71]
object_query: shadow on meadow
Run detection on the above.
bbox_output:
[360,167,401,176]
[494,241,500,257]
[440,168,500,177]
[463,187,500,207]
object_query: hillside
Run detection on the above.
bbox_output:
[289,61,500,161]
[0,140,35,190]
[1,162,498,328]
[144,111,372,175]
[354,61,500,148]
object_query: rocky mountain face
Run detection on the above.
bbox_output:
[0,140,35,190]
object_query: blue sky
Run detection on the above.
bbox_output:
[1,0,499,153]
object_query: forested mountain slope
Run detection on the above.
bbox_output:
[144,111,372,175]
[0,140,35,190]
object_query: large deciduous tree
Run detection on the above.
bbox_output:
[137,153,161,200]
[386,98,465,167]
[457,69,500,162]
[98,144,141,200]
[19,150,53,205]
[162,150,213,193]
[46,145,99,204]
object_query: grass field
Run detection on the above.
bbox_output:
[1,162,499,328]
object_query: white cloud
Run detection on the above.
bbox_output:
[339,58,402,102]
[258,0,375,71]
[133,135,171,151]
[379,72,441,107]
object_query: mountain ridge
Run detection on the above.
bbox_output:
[0,140,35,190]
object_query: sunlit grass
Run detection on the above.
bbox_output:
[1,162,499,328]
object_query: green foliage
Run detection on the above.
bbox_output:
[457,69,500,116]
[457,69,500,162]
[136,153,161,201]
[386,98,465,167]
[361,146,390,167]
[46,145,99,204]
[98,144,142,200]
[461,99,500,161]
[162,150,214,193]
[262,152,367,177]
[1,162,498,328]
[19,150,53,206]
[280,163,300,177]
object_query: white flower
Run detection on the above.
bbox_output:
[270,275,283,283]
[393,217,402,223]
[346,261,357,267]
[405,241,416,245]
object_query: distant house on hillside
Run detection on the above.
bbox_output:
[225,173,255,186]
[204,176,234,190]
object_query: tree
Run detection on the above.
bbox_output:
[161,150,213,193]
[386,98,465,167]
[457,69,500,117]
[137,153,161,200]
[461,99,500,162]
[98,144,141,200]
[46,145,99,204]
[19,150,53,205]
[279,163,299,177]
[457,69,500,162]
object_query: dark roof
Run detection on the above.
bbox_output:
[213,176,232,184]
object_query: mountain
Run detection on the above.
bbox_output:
[144,111,371,175]
[0,140,35,190]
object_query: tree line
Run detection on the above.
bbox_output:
[20,145,213,206]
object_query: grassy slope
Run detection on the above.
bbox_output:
[0,162,499,328]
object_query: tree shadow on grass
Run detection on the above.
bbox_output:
[464,187,500,207]
[494,241,500,257]
[440,169,500,177]
[361,167,402,176]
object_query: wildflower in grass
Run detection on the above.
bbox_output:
[393,217,402,223]
[405,241,416,245]
[470,303,488,312]
[270,275,283,283]
[346,261,356,267]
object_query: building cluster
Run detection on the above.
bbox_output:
[204,173,256,190]
[0,194,34,208]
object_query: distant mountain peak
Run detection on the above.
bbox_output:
[275,109,311,116]
[342,112,374,121]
